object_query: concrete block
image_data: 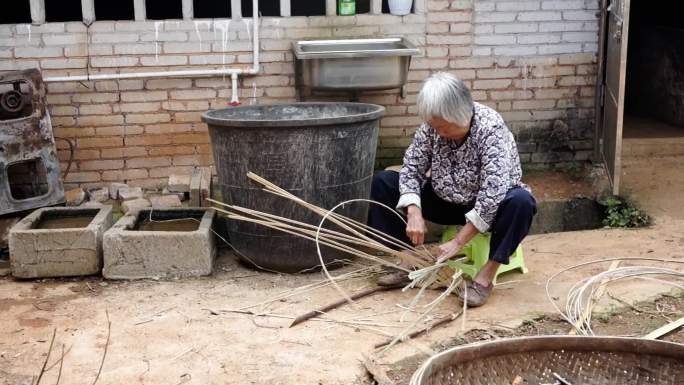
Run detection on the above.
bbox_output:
[118,187,144,201]
[65,188,87,206]
[530,198,602,234]
[122,198,151,214]
[109,183,129,199]
[103,208,216,279]
[89,187,110,203]
[189,168,201,207]
[168,174,191,193]
[149,195,182,208]
[82,201,105,208]
[162,188,187,201]
[199,167,211,207]
[9,206,114,278]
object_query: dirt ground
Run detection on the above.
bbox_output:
[1,160,684,385]
[383,292,684,385]
[523,167,595,200]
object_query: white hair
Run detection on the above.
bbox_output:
[417,72,474,126]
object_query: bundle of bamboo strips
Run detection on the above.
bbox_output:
[208,172,457,288]
[210,172,463,351]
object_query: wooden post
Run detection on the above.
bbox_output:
[326,0,336,16]
[29,0,46,24]
[231,0,242,20]
[82,0,96,25]
[280,0,291,17]
[370,0,382,14]
[134,0,146,21]
[182,0,194,19]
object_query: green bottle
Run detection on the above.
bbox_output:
[338,0,355,16]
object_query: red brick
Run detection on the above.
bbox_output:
[196,144,213,154]
[149,166,195,178]
[174,112,202,123]
[79,159,125,171]
[53,127,95,137]
[125,135,173,146]
[171,154,212,166]
[78,115,125,126]
[78,137,124,148]
[64,171,101,183]
[101,147,148,159]
[145,123,194,134]
[148,146,196,156]
[171,133,209,145]
[126,157,172,168]
[126,113,172,124]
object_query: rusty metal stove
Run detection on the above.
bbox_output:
[0,69,64,216]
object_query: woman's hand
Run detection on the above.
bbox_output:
[405,205,427,246]
[436,238,464,264]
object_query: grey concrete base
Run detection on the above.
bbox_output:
[422,197,603,240]
[530,198,603,234]
[103,208,216,280]
[9,206,114,278]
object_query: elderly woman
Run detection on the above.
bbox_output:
[368,72,536,307]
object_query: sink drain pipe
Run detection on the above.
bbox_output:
[43,0,261,106]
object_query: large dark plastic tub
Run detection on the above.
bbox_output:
[202,103,385,273]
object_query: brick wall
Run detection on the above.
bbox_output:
[0,0,600,189]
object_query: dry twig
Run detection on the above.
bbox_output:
[45,345,72,372]
[92,310,111,385]
[55,345,65,385]
[374,310,463,348]
[290,285,401,327]
[35,328,56,385]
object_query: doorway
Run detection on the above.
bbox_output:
[597,0,684,197]
[623,0,684,142]
[598,0,684,217]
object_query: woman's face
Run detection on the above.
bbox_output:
[428,117,470,141]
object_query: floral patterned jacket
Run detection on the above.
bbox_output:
[398,102,531,233]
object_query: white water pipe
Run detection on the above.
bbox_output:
[44,0,261,105]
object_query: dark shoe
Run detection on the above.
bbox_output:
[458,281,493,307]
[377,268,411,287]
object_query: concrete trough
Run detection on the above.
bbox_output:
[9,206,114,278]
[103,208,216,280]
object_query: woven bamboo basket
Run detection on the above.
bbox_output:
[410,336,684,385]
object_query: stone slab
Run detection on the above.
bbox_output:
[168,174,191,193]
[109,183,129,200]
[89,187,110,203]
[118,187,144,201]
[122,198,151,214]
[149,195,182,208]
[162,188,187,201]
[65,188,86,206]
[9,206,114,278]
[189,168,202,207]
[199,167,211,207]
[103,208,216,279]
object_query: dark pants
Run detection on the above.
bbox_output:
[367,171,537,264]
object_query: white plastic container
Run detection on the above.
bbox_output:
[388,0,413,15]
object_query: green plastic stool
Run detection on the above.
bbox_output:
[441,226,528,284]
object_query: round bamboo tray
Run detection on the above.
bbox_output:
[410,336,684,385]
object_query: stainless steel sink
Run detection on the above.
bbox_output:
[293,38,420,92]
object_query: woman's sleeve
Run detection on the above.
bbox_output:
[397,123,432,210]
[464,124,513,232]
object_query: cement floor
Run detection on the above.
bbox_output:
[1,158,683,385]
